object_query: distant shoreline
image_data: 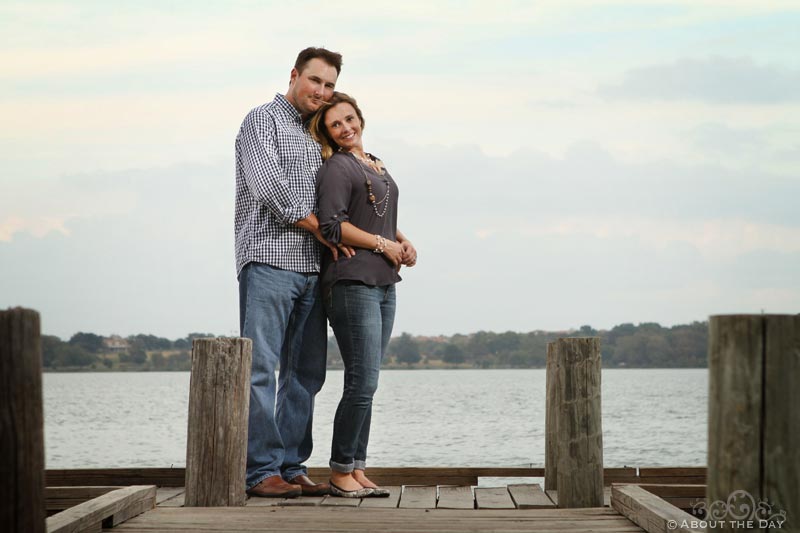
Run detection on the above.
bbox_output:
[42,322,710,372]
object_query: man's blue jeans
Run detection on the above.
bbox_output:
[239,262,327,489]
[324,282,396,473]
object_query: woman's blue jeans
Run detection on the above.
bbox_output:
[239,263,328,490]
[325,282,396,473]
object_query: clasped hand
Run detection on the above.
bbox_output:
[400,240,417,267]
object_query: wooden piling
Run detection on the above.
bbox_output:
[552,337,604,508]
[0,307,46,533]
[185,337,252,507]
[708,315,798,532]
[544,342,558,491]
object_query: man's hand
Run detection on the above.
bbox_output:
[336,243,356,258]
[313,228,340,261]
[295,213,354,261]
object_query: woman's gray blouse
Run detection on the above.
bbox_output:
[315,151,401,293]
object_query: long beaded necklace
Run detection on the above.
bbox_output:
[347,151,391,218]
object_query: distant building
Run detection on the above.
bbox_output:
[103,335,129,351]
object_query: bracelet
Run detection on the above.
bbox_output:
[373,234,386,254]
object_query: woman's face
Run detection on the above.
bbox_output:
[324,102,363,152]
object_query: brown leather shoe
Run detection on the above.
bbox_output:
[289,474,330,496]
[247,475,302,498]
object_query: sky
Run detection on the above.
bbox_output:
[1,0,799,340]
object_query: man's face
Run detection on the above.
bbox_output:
[286,58,338,116]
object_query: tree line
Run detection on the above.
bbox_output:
[42,332,213,371]
[40,320,710,371]
[378,322,708,368]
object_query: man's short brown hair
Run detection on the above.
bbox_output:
[295,47,343,75]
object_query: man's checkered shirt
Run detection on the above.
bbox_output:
[234,93,323,276]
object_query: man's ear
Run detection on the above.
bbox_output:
[289,67,299,85]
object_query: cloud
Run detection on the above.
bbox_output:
[4,141,798,339]
[601,57,800,103]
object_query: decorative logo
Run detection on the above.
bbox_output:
[686,490,787,530]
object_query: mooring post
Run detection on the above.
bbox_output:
[544,341,559,491]
[0,307,46,533]
[551,337,604,508]
[185,337,252,507]
[708,315,798,532]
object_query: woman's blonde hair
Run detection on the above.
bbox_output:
[309,92,365,160]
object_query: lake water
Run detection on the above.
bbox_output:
[43,369,707,472]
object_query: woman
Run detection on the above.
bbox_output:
[311,92,417,497]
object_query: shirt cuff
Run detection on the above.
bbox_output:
[280,205,313,226]
[319,210,350,244]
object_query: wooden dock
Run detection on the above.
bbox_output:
[41,466,707,532]
[4,309,796,532]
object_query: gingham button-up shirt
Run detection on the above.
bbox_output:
[234,94,322,276]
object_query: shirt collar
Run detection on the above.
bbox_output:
[274,93,303,123]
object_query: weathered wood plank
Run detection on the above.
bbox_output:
[47,466,706,488]
[763,314,798,532]
[437,486,474,509]
[79,522,101,533]
[631,477,705,485]
[107,506,643,532]
[46,485,156,533]
[243,495,282,507]
[105,498,154,527]
[1,308,46,533]
[278,495,326,507]
[358,486,401,508]
[185,338,251,507]
[636,484,706,498]
[604,467,639,485]
[612,484,701,533]
[398,486,437,509]
[637,468,705,479]
[544,487,611,507]
[319,495,361,507]
[508,484,554,509]
[553,337,604,508]
[475,487,515,509]
[45,487,118,511]
[47,468,185,487]
[157,492,185,508]
[155,488,185,505]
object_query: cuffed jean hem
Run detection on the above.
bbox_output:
[246,471,280,491]
[330,459,355,473]
[354,460,367,470]
[284,469,310,482]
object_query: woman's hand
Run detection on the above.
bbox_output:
[382,239,404,267]
[400,240,417,267]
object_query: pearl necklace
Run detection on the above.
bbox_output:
[345,151,390,218]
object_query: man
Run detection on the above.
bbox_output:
[235,47,347,498]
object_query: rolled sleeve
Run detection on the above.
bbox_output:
[239,111,311,225]
[316,158,352,245]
